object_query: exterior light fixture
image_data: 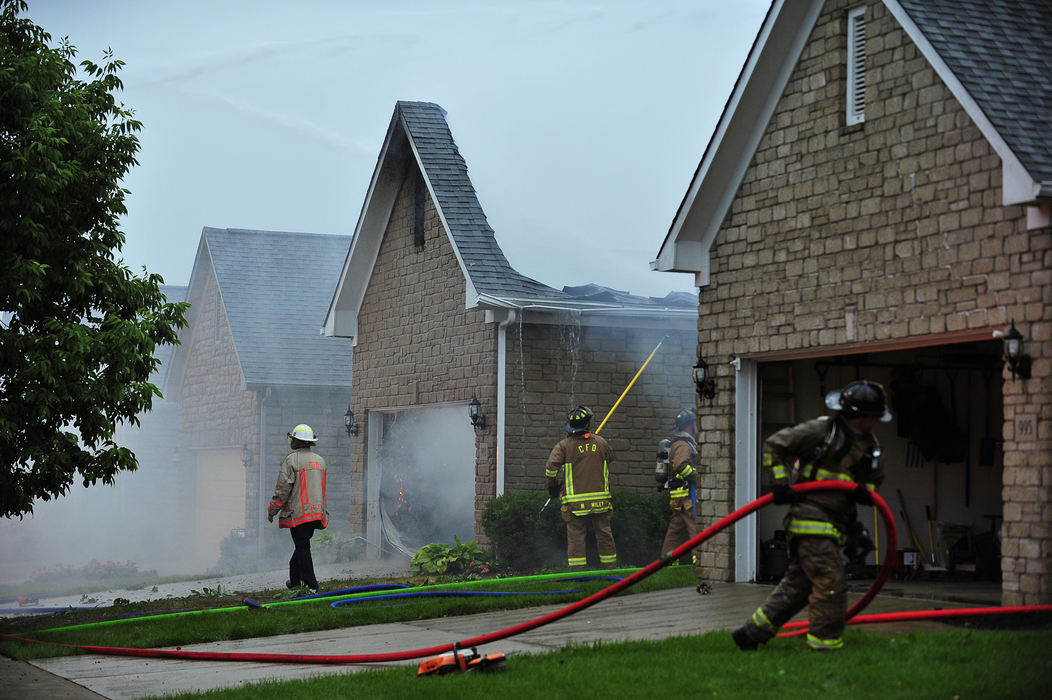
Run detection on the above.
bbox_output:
[469,395,486,430]
[692,358,716,400]
[1002,320,1031,381]
[344,406,359,437]
[241,443,253,467]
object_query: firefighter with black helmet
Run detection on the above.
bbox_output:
[657,407,711,594]
[545,406,617,569]
[733,380,891,652]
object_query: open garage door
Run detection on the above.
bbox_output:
[747,339,1004,598]
[366,405,476,559]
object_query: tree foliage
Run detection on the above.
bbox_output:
[0,1,188,517]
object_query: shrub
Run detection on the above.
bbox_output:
[481,491,670,572]
[410,536,491,575]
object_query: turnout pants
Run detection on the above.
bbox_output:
[289,521,322,589]
[562,508,617,568]
[743,535,847,650]
[660,503,706,581]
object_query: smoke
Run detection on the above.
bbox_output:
[375,405,476,558]
[0,421,199,586]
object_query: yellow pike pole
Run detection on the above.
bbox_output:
[594,334,668,435]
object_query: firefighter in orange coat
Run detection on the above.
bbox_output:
[657,407,711,594]
[267,423,329,593]
[732,381,890,652]
[546,406,617,569]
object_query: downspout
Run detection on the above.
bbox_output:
[257,387,272,557]
[496,309,517,496]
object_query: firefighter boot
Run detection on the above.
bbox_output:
[732,626,759,651]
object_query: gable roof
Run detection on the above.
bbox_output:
[152,284,187,386]
[890,0,1052,200]
[169,228,353,394]
[325,101,695,341]
[653,0,1052,285]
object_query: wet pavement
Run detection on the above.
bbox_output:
[1,565,999,700]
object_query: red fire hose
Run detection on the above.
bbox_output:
[2,482,1046,663]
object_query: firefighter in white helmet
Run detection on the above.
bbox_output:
[267,423,328,593]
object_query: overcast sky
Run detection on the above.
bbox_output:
[27,0,770,299]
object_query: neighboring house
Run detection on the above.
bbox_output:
[653,0,1050,605]
[166,228,354,570]
[324,101,698,560]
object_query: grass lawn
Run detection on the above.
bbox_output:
[143,626,1052,700]
[0,566,695,660]
[4,566,1050,699]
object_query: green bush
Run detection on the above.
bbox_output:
[481,491,671,572]
[410,536,491,575]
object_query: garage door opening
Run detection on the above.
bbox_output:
[754,340,1003,601]
[370,405,476,559]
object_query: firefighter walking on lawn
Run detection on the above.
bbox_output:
[733,380,891,652]
[657,407,711,594]
[267,423,329,593]
[546,406,617,569]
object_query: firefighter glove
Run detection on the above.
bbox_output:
[772,483,798,505]
[548,481,561,499]
[853,484,873,505]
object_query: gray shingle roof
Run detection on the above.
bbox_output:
[898,0,1052,184]
[204,228,353,387]
[396,101,570,303]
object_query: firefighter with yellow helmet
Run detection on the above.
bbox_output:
[267,423,329,593]
[733,380,890,652]
[545,406,617,569]
[656,407,711,594]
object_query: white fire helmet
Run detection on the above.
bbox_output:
[287,424,318,443]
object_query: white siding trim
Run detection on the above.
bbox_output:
[734,358,759,582]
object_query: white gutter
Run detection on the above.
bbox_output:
[474,293,696,317]
[495,309,518,496]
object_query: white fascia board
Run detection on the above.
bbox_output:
[656,0,823,285]
[475,294,697,331]
[323,121,404,338]
[884,0,1039,206]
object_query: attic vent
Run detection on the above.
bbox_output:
[846,6,866,126]
[413,171,426,248]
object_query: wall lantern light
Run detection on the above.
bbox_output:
[344,406,359,437]
[241,443,253,467]
[692,358,716,400]
[469,395,487,430]
[1002,320,1032,381]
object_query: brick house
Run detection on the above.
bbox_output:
[653,0,1050,604]
[323,101,698,560]
[166,228,354,570]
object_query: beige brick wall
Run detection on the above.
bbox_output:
[351,167,497,539]
[179,273,257,450]
[700,0,1050,601]
[503,323,696,495]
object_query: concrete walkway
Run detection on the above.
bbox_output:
[6,578,977,700]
